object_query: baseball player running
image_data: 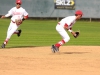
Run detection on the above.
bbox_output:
[51,10,83,53]
[1,0,28,48]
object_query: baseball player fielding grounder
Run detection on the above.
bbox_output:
[51,10,83,53]
[1,0,28,48]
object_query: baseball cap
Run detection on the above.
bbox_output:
[16,0,22,4]
[75,10,83,15]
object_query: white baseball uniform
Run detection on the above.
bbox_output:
[56,16,76,43]
[5,7,28,39]
[52,10,83,52]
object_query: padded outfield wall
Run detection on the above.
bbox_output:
[0,0,100,18]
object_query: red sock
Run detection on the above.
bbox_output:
[4,39,9,45]
[55,40,65,48]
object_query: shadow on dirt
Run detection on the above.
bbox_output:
[0,46,38,49]
[61,52,89,54]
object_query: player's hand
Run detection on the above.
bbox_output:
[71,31,76,36]
[71,31,80,38]
[1,16,5,19]
[74,31,80,38]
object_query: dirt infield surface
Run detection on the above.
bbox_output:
[0,46,100,75]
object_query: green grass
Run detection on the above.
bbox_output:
[0,19,100,48]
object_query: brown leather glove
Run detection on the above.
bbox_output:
[15,19,22,25]
[74,31,80,38]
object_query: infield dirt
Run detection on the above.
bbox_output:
[0,46,100,75]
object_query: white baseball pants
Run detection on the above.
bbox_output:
[6,21,19,39]
[56,24,70,42]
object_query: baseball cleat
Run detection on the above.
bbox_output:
[1,43,5,48]
[55,46,59,52]
[51,45,59,53]
[51,45,56,53]
[17,29,22,37]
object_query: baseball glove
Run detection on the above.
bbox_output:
[15,19,22,25]
[74,31,80,38]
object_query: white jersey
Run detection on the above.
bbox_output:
[5,7,28,22]
[59,16,76,29]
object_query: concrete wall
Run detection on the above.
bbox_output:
[0,0,100,18]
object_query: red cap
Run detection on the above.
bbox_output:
[75,10,83,15]
[16,0,22,4]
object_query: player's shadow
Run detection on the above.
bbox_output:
[62,52,89,54]
[6,46,38,49]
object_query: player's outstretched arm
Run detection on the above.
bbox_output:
[1,15,5,19]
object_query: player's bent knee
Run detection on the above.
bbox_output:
[64,37,70,42]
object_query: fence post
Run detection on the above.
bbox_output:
[90,18,91,22]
